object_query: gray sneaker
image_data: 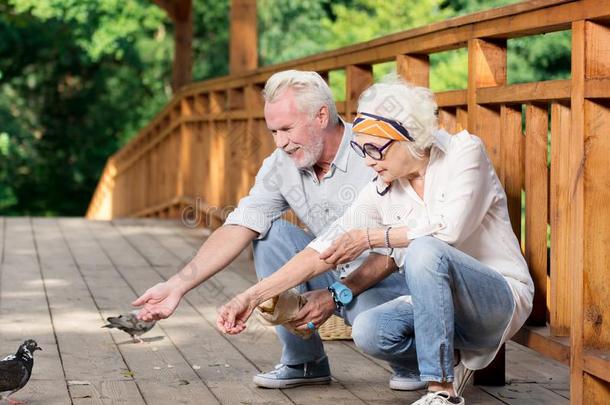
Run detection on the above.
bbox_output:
[253,356,331,389]
[389,374,428,391]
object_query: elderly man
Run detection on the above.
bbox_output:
[133,70,423,390]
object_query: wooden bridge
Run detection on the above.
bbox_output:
[84,1,610,403]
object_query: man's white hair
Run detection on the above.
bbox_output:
[357,74,438,159]
[263,70,339,126]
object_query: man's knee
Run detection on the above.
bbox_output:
[253,220,308,278]
[352,310,405,358]
[351,311,384,357]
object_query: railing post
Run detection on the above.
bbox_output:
[208,91,228,229]
[468,38,506,171]
[550,101,571,337]
[230,0,257,75]
[468,37,507,387]
[176,97,195,221]
[570,19,610,404]
[345,64,373,121]
[524,103,549,326]
[500,104,523,239]
[396,54,430,87]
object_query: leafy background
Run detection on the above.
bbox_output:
[0,0,570,215]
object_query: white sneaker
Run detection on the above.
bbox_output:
[453,362,474,397]
[411,391,465,405]
[389,374,427,391]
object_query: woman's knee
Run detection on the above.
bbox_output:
[404,236,449,275]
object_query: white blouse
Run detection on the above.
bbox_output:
[309,128,534,369]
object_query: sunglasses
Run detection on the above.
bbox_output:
[350,139,395,160]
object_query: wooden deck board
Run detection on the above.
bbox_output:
[0,218,570,404]
[130,219,500,405]
[94,219,293,405]
[112,220,377,404]
[33,218,146,404]
[1,218,72,404]
[58,217,221,405]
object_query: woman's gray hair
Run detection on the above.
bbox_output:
[263,70,339,126]
[357,74,438,159]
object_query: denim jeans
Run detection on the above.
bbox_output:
[253,220,419,376]
[352,236,514,383]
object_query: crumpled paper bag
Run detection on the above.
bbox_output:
[256,288,313,338]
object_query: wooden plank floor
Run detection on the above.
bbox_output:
[0,217,569,405]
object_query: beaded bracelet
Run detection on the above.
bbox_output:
[384,226,393,249]
[366,228,373,250]
[384,226,394,269]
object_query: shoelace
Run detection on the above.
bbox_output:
[268,364,284,375]
[424,391,451,405]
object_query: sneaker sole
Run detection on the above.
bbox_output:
[389,380,428,391]
[253,375,331,389]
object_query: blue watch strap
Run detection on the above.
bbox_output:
[329,281,353,307]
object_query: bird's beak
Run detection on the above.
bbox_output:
[35,346,42,351]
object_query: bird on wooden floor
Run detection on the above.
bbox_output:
[102,311,156,343]
[0,339,42,405]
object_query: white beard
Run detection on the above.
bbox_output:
[292,132,324,169]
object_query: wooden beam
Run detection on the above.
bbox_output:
[569,19,587,405]
[468,37,507,386]
[549,101,571,337]
[173,0,193,91]
[230,0,257,75]
[152,0,177,19]
[500,104,523,239]
[345,64,373,121]
[477,80,571,104]
[468,38,506,171]
[585,77,610,98]
[512,325,570,365]
[435,90,467,107]
[396,54,429,87]
[524,102,549,326]
[584,350,610,384]
[151,0,193,92]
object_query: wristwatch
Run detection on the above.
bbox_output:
[328,281,353,309]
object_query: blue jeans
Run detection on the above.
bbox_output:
[253,220,419,376]
[352,236,514,383]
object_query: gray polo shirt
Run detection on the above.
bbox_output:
[224,122,376,274]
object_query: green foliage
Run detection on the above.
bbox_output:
[0,0,572,215]
[0,0,175,215]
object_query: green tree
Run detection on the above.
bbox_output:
[0,0,572,216]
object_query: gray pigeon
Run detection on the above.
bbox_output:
[0,339,42,404]
[102,311,156,343]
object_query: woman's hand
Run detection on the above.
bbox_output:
[217,292,259,334]
[133,281,184,321]
[319,229,368,265]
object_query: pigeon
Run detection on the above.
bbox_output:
[102,311,156,343]
[0,339,42,405]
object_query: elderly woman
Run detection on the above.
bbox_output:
[218,77,534,405]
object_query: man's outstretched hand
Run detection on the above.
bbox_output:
[132,281,183,321]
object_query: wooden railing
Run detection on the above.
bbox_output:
[87,1,610,401]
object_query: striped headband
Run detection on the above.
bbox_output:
[352,112,414,142]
